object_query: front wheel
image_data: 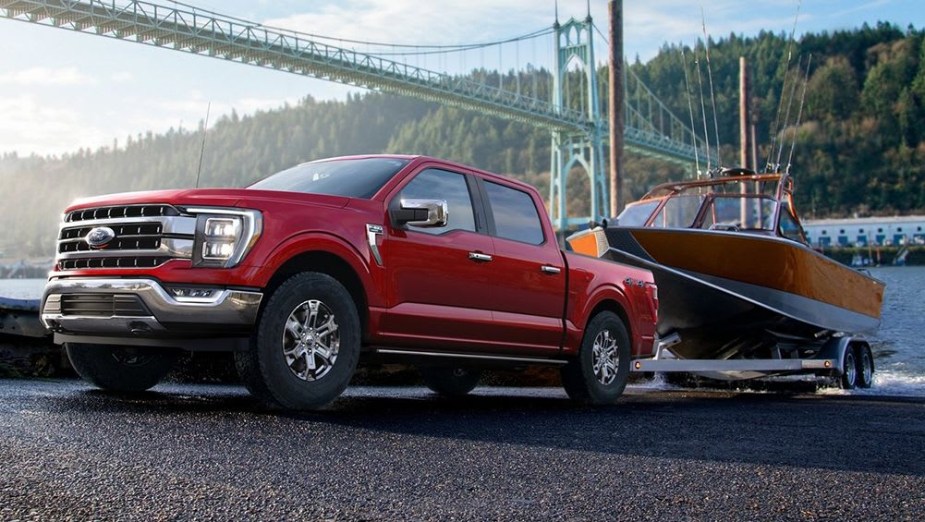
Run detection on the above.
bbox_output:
[65,343,178,392]
[236,272,360,410]
[419,366,482,397]
[561,311,631,405]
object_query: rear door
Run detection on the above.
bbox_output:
[478,177,567,354]
[378,166,496,350]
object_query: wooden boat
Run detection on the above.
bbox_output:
[568,169,885,361]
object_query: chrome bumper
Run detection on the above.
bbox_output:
[41,278,262,337]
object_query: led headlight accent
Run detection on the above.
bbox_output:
[187,207,262,268]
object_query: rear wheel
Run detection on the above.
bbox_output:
[855,344,874,389]
[65,343,178,392]
[839,346,858,389]
[419,366,482,397]
[236,272,360,410]
[561,311,631,405]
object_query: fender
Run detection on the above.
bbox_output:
[252,231,384,308]
[564,282,634,356]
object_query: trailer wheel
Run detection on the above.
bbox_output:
[561,311,631,405]
[236,272,360,410]
[839,345,858,390]
[856,344,874,389]
[419,366,482,397]
[66,343,177,392]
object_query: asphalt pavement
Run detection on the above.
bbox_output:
[1,378,923,521]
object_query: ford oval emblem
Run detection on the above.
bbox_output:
[86,226,116,248]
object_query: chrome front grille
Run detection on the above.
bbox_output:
[56,204,196,271]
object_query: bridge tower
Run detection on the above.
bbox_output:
[549,16,608,231]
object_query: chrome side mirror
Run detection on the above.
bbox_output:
[391,199,448,227]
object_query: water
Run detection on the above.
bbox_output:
[0,278,45,300]
[2,269,924,396]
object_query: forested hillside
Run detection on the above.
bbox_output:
[3,22,924,256]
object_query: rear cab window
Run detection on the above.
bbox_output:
[483,180,545,245]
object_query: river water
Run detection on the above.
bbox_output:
[2,268,923,396]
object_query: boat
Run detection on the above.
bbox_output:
[568,168,885,362]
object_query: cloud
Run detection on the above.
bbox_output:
[110,71,134,83]
[0,95,108,156]
[0,66,96,86]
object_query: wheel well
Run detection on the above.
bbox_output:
[587,300,631,341]
[263,251,369,337]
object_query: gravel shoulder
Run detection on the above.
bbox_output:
[2,379,924,520]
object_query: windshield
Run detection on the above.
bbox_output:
[616,200,660,226]
[248,157,410,199]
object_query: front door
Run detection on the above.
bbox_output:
[378,167,496,350]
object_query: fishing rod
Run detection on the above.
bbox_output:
[701,9,723,169]
[786,54,813,174]
[680,46,701,176]
[766,0,802,173]
[694,52,713,174]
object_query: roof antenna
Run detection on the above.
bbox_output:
[701,8,723,169]
[786,53,812,174]
[680,46,701,176]
[195,101,211,189]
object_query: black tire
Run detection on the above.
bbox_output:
[236,272,360,410]
[840,345,858,390]
[419,366,482,397]
[65,343,178,392]
[855,344,875,389]
[561,311,631,405]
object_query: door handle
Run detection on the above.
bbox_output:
[540,265,561,274]
[468,252,493,262]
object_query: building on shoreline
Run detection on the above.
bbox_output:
[802,216,925,248]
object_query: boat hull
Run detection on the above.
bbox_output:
[572,227,884,360]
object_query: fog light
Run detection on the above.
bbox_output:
[167,286,219,301]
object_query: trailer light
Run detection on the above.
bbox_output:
[634,361,642,370]
[824,360,832,368]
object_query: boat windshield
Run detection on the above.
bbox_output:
[651,195,705,228]
[616,200,660,226]
[700,195,777,231]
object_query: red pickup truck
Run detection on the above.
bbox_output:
[41,155,658,409]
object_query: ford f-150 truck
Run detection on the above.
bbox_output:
[41,155,658,409]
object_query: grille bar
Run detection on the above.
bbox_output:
[56,294,151,317]
[66,204,180,222]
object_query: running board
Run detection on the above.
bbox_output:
[375,348,568,366]
[632,358,835,373]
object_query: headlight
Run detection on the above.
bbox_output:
[186,207,262,268]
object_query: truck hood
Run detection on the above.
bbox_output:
[66,188,351,212]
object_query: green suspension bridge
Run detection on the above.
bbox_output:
[0,0,707,228]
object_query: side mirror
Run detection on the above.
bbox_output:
[390,199,448,227]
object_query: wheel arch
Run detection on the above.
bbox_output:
[584,296,633,352]
[263,250,370,339]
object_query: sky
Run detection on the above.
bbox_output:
[0,0,923,157]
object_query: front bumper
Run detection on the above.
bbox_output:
[42,278,262,341]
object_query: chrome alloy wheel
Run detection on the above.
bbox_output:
[591,330,620,385]
[282,299,340,381]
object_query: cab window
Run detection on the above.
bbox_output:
[484,181,544,245]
